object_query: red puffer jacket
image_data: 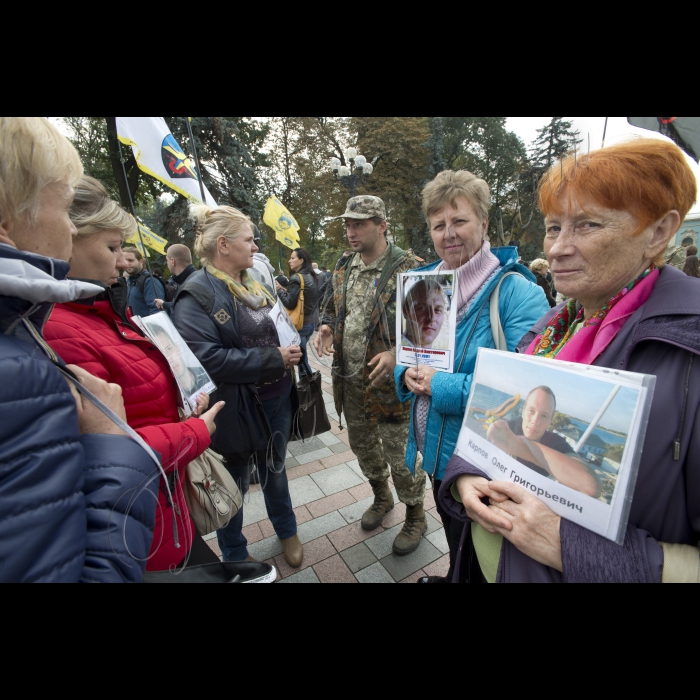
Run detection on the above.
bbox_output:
[45,295,212,572]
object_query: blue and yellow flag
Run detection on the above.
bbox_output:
[263,197,301,250]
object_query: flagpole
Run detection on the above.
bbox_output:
[117,140,159,301]
[185,117,208,206]
[602,117,609,149]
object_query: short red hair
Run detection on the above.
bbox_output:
[539,139,698,235]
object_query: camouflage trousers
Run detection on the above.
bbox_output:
[343,378,426,507]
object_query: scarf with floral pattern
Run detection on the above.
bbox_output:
[528,265,660,364]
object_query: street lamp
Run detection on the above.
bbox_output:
[330,147,374,198]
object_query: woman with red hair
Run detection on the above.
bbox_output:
[441,139,700,583]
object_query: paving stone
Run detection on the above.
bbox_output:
[348,482,373,502]
[318,432,342,447]
[312,463,364,497]
[346,460,368,483]
[313,555,357,584]
[365,524,404,560]
[338,432,351,447]
[400,570,428,584]
[380,539,442,583]
[427,529,450,555]
[425,513,443,536]
[260,505,313,540]
[288,437,326,457]
[297,511,348,545]
[286,460,326,482]
[321,450,358,469]
[279,568,321,584]
[288,476,325,508]
[339,496,374,525]
[248,535,283,562]
[203,532,217,542]
[424,555,451,579]
[286,456,299,469]
[329,442,351,455]
[241,490,269,527]
[381,503,408,529]
[328,521,385,553]
[340,543,378,574]
[307,491,357,519]
[296,448,334,465]
[355,562,395,584]
[241,523,264,546]
[274,536,337,580]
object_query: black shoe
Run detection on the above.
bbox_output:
[417,576,448,584]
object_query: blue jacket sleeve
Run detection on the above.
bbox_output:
[143,277,165,316]
[395,366,413,404]
[431,275,550,417]
[79,435,159,584]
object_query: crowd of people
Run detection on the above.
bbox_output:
[1,116,699,584]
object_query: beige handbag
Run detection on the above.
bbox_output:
[184,449,243,536]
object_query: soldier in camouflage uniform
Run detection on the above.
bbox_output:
[315,196,427,555]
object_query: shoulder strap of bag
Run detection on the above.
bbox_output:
[21,318,181,548]
[490,272,519,352]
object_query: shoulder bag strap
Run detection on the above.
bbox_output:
[490,272,519,352]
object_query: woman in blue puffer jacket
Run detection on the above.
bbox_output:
[395,170,549,584]
[0,117,157,583]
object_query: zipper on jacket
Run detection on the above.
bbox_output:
[674,353,694,461]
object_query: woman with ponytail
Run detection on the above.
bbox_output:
[172,205,306,569]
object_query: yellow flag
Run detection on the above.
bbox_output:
[126,223,169,256]
[264,197,301,250]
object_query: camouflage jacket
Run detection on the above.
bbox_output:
[322,244,419,426]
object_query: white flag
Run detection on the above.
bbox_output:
[116,117,217,207]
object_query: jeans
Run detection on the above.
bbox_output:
[299,322,316,377]
[217,385,297,562]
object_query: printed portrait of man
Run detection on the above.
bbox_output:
[402,278,449,350]
[487,386,600,498]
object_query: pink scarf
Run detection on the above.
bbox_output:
[526,268,660,365]
[438,242,501,310]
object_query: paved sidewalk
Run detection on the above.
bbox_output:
[206,352,449,584]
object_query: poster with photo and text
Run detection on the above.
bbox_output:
[397,271,458,374]
[454,350,656,545]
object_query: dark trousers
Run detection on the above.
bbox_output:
[299,322,316,377]
[433,479,465,583]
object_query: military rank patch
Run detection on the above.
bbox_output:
[214,309,231,325]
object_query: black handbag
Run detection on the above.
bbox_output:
[291,371,332,442]
[143,561,277,584]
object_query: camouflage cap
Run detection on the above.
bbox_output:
[332,196,387,221]
[665,244,687,271]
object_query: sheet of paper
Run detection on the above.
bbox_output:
[270,299,301,348]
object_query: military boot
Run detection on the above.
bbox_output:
[393,504,427,556]
[361,480,395,531]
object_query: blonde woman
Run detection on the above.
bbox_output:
[45,176,225,572]
[0,118,158,583]
[172,205,305,569]
[530,259,557,308]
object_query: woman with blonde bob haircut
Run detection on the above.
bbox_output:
[172,204,306,569]
[0,118,158,583]
[441,139,700,584]
[395,169,549,583]
[45,176,225,573]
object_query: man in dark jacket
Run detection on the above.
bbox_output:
[0,116,158,583]
[155,244,197,316]
[124,247,164,316]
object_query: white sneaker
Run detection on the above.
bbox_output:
[242,566,278,584]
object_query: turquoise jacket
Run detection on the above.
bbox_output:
[395,247,550,482]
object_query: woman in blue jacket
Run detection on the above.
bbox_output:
[0,117,157,583]
[396,170,549,584]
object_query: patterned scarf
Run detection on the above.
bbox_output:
[532,265,659,361]
[207,265,275,311]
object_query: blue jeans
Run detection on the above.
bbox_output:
[217,385,297,562]
[299,322,316,377]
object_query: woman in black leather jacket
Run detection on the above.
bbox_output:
[173,205,306,570]
[276,248,319,377]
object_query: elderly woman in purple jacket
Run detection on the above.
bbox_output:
[441,139,700,584]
